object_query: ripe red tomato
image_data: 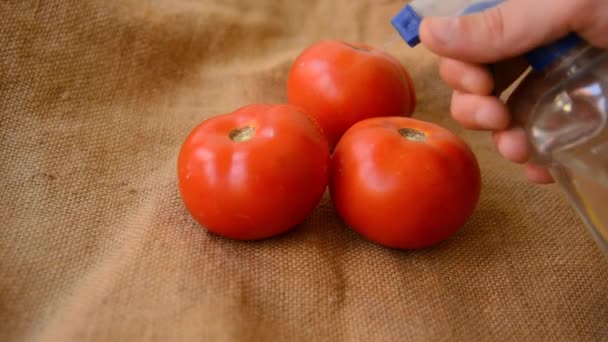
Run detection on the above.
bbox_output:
[287,40,416,148]
[329,117,481,249]
[177,104,330,240]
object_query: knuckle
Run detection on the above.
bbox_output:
[480,8,507,48]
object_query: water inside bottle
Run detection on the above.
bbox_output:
[527,50,608,251]
[554,128,608,246]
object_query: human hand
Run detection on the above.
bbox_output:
[418,0,608,183]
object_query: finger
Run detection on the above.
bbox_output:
[574,0,608,47]
[439,56,529,97]
[526,163,555,184]
[439,58,494,95]
[492,128,529,164]
[450,91,510,130]
[419,0,608,63]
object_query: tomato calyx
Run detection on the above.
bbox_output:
[398,127,426,142]
[229,125,256,142]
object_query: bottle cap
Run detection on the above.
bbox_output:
[525,34,584,70]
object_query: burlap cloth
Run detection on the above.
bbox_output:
[2,0,607,341]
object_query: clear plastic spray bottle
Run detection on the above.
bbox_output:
[391,0,608,253]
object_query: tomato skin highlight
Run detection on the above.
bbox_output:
[329,117,481,249]
[177,104,331,241]
[287,40,416,149]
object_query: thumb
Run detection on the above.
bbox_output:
[418,0,608,63]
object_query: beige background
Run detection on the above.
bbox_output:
[2,0,607,341]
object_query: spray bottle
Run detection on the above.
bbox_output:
[391,0,608,253]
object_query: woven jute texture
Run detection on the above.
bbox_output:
[2,1,607,341]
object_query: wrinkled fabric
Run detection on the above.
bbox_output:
[2,1,607,341]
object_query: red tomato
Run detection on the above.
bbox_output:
[329,117,481,249]
[287,40,416,148]
[177,104,330,240]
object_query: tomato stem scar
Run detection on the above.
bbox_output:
[398,128,426,142]
[229,125,255,142]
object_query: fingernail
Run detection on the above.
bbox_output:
[426,17,457,45]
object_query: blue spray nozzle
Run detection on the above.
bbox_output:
[390,0,503,49]
[390,0,582,71]
[390,5,422,48]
